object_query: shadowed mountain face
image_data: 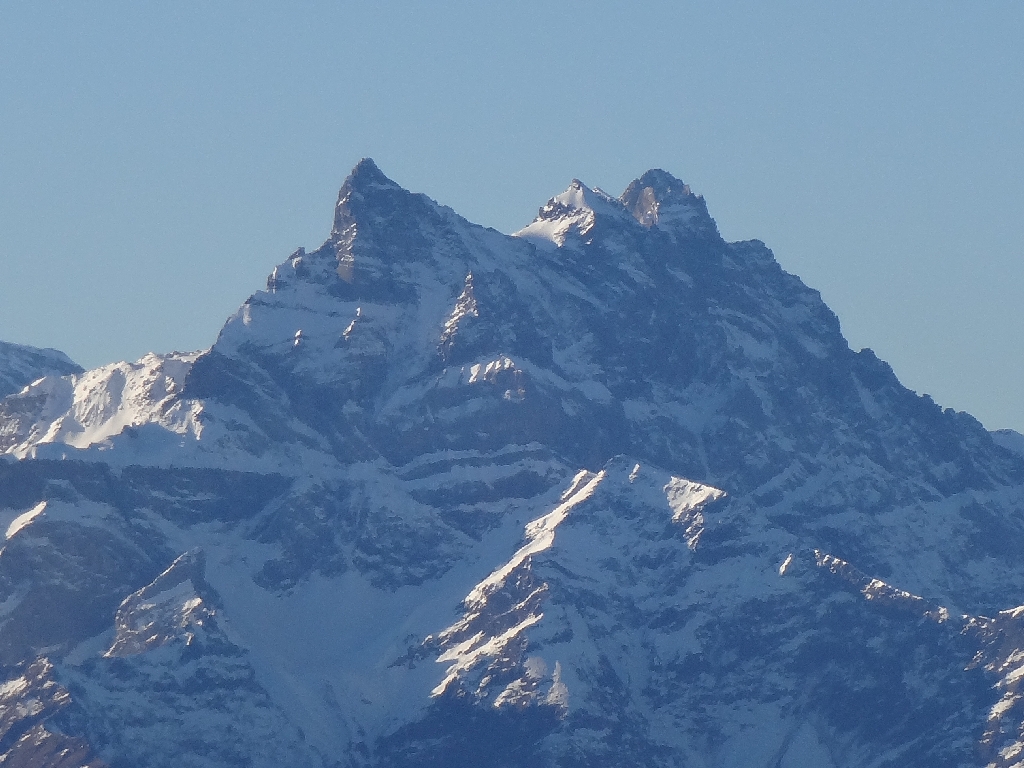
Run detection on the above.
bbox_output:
[0,342,82,399]
[2,160,1024,767]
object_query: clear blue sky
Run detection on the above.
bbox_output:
[2,2,1023,431]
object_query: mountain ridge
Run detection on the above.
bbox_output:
[1,161,1023,766]
[0,340,82,400]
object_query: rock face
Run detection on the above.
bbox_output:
[2,159,1024,767]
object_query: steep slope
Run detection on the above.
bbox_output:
[1,160,1024,767]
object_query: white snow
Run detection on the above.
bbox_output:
[467,356,516,385]
[464,469,604,610]
[433,614,544,697]
[429,469,606,699]
[664,477,726,550]
[105,551,214,658]
[440,274,478,348]
[5,501,45,540]
[513,179,634,248]
[342,307,361,340]
[779,553,794,576]
[1,351,203,459]
[990,693,1017,719]
[1000,741,1024,761]
[545,661,568,708]
[0,340,80,397]
[0,676,28,699]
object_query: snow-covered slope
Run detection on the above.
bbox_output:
[0,340,81,399]
[2,159,1024,767]
[0,351,202,458]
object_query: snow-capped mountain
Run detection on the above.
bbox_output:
[0,340,82,399]
[2,160,1024,767]
[0,351,201,459]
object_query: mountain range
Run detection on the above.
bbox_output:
[2,159,1024,767]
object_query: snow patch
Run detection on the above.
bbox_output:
[342,307,361,340]
[779,553,794,576]
[0,676,28,699]
[467,356,517,385]
[5,501,45,539]
[664,477,726,550]
[440,273,479,354]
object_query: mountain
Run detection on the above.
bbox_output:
[2,159,1024,767]
[0,341,82,399]
[0,351,199,459]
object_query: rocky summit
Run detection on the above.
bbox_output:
[2,160,1024,767]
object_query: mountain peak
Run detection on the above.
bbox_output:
[332,158,405,233]
[620,169,716,234]
[630,168,691,194]
[551,178,621,215]
[513,178,632,248]
[347,157,397,188]
[5,162,1024,767]
[515,169,719,248]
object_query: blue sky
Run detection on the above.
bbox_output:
[2,2,1023,431]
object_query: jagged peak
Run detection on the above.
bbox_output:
[550,178,627,218]
[346,158,400,191]
[620,169,716,234]
[513,178,633,248]
[332,158,406,233]
[550,178,619,213]
[514,169,718,248]
[626,168,693,198]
